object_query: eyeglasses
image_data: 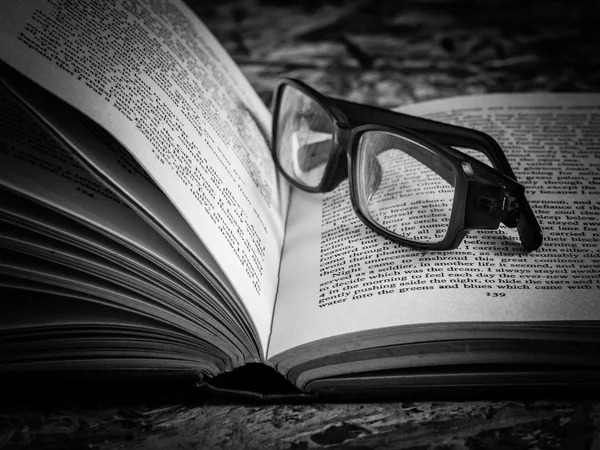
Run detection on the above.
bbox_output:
[271,78,543,251]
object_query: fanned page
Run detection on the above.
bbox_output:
[1,290,223,374]
[269,93,600,359]
[0,0,288,354]
[0,90,249,373]
[0,77,258,359]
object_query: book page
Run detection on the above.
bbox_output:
[0,222,249,360]
[269,93,600,358]
[0,287,225,375]
[0,86,260,361]
[0,188,207,308]
[0,0,288,353]
[0,75,258,351]
[0,70,237,292]
[0,88,216,306]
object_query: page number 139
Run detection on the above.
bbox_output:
[486,292,506,297]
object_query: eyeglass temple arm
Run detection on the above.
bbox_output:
[331,97,542,251]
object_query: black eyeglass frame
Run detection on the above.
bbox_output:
[271,78,543,252]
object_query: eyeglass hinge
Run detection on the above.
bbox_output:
[478,182,524,211]
[477,188,521,227]
[478,193,515,212]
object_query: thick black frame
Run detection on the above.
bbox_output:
[271,78,543,251]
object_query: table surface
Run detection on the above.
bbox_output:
[2,0,600,449]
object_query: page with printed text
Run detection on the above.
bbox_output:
[269,93,600,359]
[0,0,288,354]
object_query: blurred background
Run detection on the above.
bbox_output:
[191,0,600,108]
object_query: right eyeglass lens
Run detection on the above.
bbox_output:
[274,84,334,188]
[355,131,456,244]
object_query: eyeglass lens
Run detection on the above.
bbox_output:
[355,131,456,244]
[275,85,334,188]
[276,84,457,244]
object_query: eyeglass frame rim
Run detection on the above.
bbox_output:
[271,77,543,251]
[347,126,473,250]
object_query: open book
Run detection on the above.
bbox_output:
[1,0,599,397]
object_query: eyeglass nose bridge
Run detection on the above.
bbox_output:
[320,124,352,192]
[333,122,352,148]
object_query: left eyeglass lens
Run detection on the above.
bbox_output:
[275,85,334,188]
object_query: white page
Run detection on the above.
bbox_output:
[0,75,257,347]
[0,291,180,332]
[0,288,222,374]
[0,72,238,302]
[0,190,254,348]
[0,252,205,337]
[0,90,261,361]
[0,223,204,326]
[0,188,208,306]
[0,250,242,367]
[0,0,288,353]
[269,93,600,358]
[0,87,216,306]
[0,224,250,357]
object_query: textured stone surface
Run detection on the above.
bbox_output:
[2,0,600,448]
[3,387,600,449]
[195,0,600,107]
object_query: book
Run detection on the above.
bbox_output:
[0,0,599,398]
